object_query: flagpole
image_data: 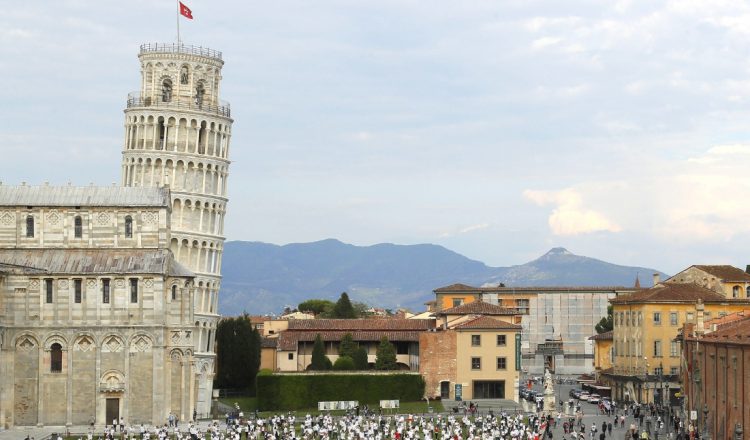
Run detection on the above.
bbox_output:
[176,0,181,47]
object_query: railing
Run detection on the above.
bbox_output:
[140,43,222,60]
[126,92,231,118]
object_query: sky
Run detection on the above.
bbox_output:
[3,0,750,274]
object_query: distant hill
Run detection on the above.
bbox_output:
[218,239,666,315]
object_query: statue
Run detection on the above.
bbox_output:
[180,66,189,84]
[544,368,554,394]
[162,81,172,102]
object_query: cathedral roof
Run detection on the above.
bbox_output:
[0,185,170,208]
[0,249,193,277]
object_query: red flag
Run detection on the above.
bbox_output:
[179,2,193,19]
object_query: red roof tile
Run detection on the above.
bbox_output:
[453,316,521,330]
[286,319,434,331]
[438,301,518,316]
[692,265,750,282]
[610,283,746,304]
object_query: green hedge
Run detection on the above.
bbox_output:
[256,373,425,410]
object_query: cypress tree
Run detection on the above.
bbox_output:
[310,334,329,370]
[353,346,369,370]
[374,336,397,370]
[332,292,357,319]
[339,333,357,358]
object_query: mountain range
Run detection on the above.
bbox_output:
[218,239,666,315]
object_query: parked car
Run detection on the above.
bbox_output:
[588,393,601,403]
[578,392,590,401]
[569,389,582,398]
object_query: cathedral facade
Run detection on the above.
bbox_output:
[0,43,232,428]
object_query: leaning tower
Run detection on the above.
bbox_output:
[121,43,232,416]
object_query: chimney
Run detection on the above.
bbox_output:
[696,300,705,336]
[653,273,660,285]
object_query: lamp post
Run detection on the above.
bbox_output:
[734,423,743,440]
[702,404,711,440]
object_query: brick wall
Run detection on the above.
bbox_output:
[419,331,456,398]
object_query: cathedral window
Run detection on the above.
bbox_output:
[172,285,177,301]
[102,279,111,304]
[74,279,82,304]
[130,278,138,303]
[74,215,83,238]
[50,343,62,373]
[26,215,34,238]
[45,279,53,303]
[124,216,133,238]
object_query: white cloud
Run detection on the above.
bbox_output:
[523,189,622,236]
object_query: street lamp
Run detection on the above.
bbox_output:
[702,404,711,440]
[735,423,743,440]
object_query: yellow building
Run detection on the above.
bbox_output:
[589,331,613,373]
[605,281,750,405]
[665,265,750,299]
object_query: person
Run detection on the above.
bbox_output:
[119,417,124,433]
[607,422,613,436]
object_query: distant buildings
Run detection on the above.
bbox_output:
[433,283,636,374]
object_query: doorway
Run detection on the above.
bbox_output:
[106,398,120,425]
[440,381,450,399]
[472,381,505,399]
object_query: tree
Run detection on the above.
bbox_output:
[214,314,261,392]
[374,336,398,370]
[353,346,369,370]
[333,356,355,370]
[298,299,335,316]
[339,333,358,359]
[596,305,614,334]
[332,292,357,318]
[310,334,330,370]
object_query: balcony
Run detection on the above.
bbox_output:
[126,92,231,118]
[140,43,222,60]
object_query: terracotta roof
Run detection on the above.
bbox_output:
[589,331,613,341]
[609,283,747,304]
[277,330,423,351]
[684,315,750,346]
[691,265,750,282]
[260,337,277,348]
[453,316,521,330]
[438,301,518,316]
[286,319,434,331]
[434,283,633,294]
[433,283,479,293]
[705,310,750,328]
[0,185,170,207]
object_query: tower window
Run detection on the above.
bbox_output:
[124,216,133,238]
[26,215,34,238]
[161,79,172,102]
[172,285,177,301]
[74,279,82,304]
[50,343,62,373]
[45,279,53,303]
[74,216,83,238]
[130,278,138,303]
[102,279,110,304]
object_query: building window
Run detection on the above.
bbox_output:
[496,357,507,370]
[733,285,741,298]
[74,216,83,238]
[452,298,463,307]
[704,311,711,320]
[74,279,82,304]
[45,279,53,303]
[653,340,662,357]
[50,343,62,373]
[653,312,661,325]
[654,366,663,375]
[124,216,133,238]
[102,279,110,304]
[515,299,530,314]
[497,335,507,346]
[687,312,694,322]
[288,353,294,360]
[471,335,481,346]
[626,312,630,326]
[669,312,678,326]
[471,357,481,370]
[171,285,177,301]
[26,215,34,238]
[670,341,679,357]
[746,286,750,298]
[130,278,138,303]
[670,367,678,375]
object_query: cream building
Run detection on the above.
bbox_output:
[0,42,234,428]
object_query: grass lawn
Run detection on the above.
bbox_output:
[221,398,444,417]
